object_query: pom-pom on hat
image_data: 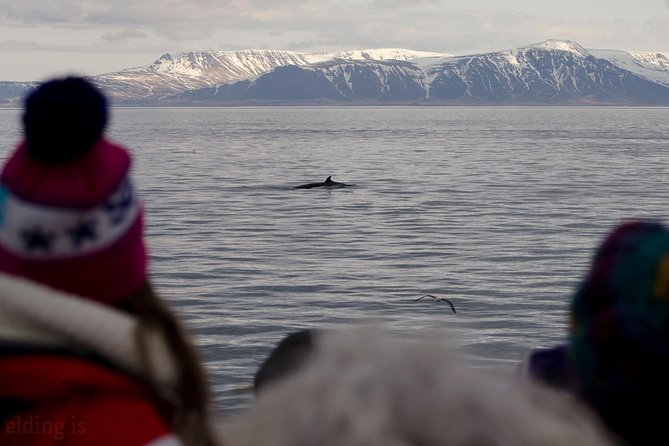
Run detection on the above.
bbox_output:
[0,77,147,305]
[23,77,108,164]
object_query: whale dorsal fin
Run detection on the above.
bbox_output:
[325,176,333,183]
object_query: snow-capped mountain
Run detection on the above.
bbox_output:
[176,40,669,105]
[90,48,450,102]
[1,41,669,105]
[531,39,592,57]
[93,50,318,101]
[590,49,669,87]
[0,48,443,105]
[423,40,669,104]
[180,59,429,103]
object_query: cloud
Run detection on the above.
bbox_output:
[101,29,148,43]
[1,1,318,26]
[0,1,341,44]
[0,0,667,58]
[0,40,43,51]
[2,0,668,81]
[368,0,440,9]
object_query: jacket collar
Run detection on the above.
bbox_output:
[0,273,177,388]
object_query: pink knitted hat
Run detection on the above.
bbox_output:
[0,78,147,304]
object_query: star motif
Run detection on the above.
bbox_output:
[67,219,98,248]
[21,227,56,254]
[104,180,133,225]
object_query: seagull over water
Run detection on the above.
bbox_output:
[414,294,456,313]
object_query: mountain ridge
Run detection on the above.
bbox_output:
[1,41,668,106]
[174,41,669,105]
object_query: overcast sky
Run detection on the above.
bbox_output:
[1,0,668,81]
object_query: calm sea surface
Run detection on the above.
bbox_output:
[1,106,668,414]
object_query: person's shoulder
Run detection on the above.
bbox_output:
[0,394,181,446]
[0,352,180,446]
[66,393,179,445]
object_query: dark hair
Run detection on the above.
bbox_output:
[254,329,318,393]
[119,282,218,446]
[22,77,108,164]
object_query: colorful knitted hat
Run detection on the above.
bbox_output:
[569,220,669,438]
[0,77,147,304]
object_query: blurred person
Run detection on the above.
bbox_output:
[224,328,615,446]
[0,77,218,445]
[523,220,669,445]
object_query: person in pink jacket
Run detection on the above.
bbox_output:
[0,77,218,445]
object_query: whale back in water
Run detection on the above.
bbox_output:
[294,176,350,189]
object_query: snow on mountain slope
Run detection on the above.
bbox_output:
[589,49,669,86]
[317,48,450,62]
[176,58,430,104]
[5,40,668,105]
[92,48,450,102]
[0,81,36,105]
[94,50,314,101]
[310,59,427,101]
[630,52,669,69]
[176,39,669,105]
[150,50,312,79]
[419,40,669,104]
[423,40,589,93]
[417,40,596,89]
[531,39,591,57]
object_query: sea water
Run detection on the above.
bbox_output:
[1,106,668,413]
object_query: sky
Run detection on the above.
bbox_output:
[1,0,668,81]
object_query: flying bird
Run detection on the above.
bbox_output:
[414,294,456,313]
